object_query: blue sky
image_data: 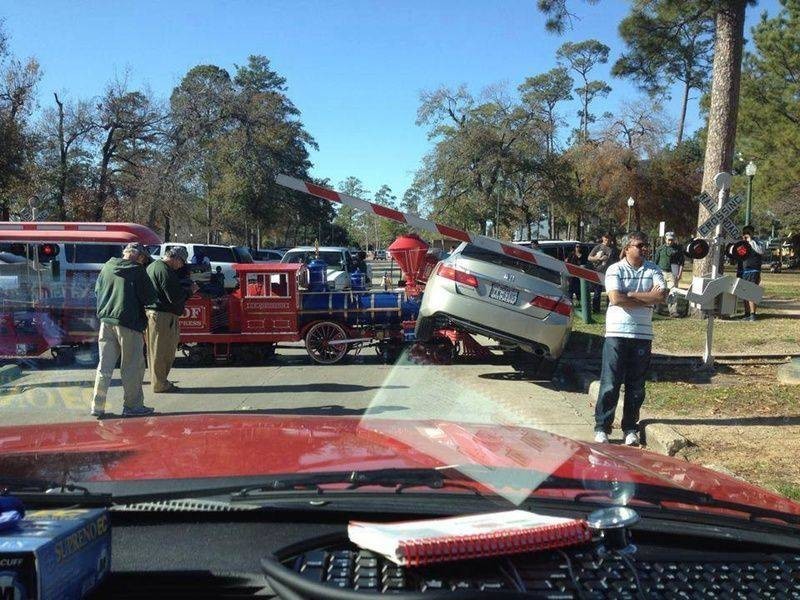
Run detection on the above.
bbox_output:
[2,0,781,202]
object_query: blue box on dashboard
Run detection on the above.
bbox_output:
[0,508,111,600]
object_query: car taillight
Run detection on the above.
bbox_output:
[437,263,479,287]
[531,295,572,317]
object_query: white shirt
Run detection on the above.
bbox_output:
[604,258,666,340]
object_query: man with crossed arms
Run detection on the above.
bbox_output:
[594,231,667,446]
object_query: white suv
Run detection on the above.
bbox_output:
[281,246,361,291]
[149,243,253,289]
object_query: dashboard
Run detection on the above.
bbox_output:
[84,508,800,600]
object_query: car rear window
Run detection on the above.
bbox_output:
[195,245,236,262]
[233,246,254,263]
[65,244,122,264]
[459,244,561,285]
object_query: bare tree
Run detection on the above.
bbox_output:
[50,93,95,219]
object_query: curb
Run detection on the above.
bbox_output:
[777,358,800,385]
[575,369,690,457]
[0,364,22,385]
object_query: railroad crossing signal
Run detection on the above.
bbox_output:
[696,191,742,240]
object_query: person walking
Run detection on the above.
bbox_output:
[736,225,765,321]
[653,232,685,289]
[90,243,156,418]
[565,244,589,304]
[587,234,618,313]
[145,246,198,393]
[594,232,666,446]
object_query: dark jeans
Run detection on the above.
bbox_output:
[591,283,603,312]
[594,337,652,434]
[569,277,580,302]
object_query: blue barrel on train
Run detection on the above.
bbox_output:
[308,259,328,292]
[350,269,367,291]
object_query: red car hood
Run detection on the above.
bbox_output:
[1,414,798,521]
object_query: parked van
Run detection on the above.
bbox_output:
[149,243,253,289]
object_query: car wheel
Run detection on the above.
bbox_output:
[508,349,558,380]
[415,316,435,342]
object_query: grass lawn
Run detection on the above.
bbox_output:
[641,365,800,502]
[567,271,800,356]
[760,271,800,300]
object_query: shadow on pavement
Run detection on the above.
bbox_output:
[169,382,409,394]
[478,371,556,384]
[116,404,409,418]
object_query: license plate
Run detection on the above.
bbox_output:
[489,284,518,305]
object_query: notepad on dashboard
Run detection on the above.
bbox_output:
[348,509,590,566]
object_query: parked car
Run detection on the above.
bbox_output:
[374,249,387,260]
[281,246,356,290]
[149,243,253,289]
[250,248,284,262]
[513,239,595,261]
[415,242,572,377]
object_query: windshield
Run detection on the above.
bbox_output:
[2,2,800,537]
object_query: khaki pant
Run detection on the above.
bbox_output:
[92,322,145,412]
[146,310,180,392]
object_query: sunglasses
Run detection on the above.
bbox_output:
[630,243,649,249]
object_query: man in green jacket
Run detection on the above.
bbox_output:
[145,246,198,393]
[654,232,685,289]
[91,242,156,417]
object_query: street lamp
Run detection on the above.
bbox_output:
[745,161,757,227]
[626,197,635,232]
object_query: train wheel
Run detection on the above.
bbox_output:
[187,344,214,366]
[51,347,75,366]
[233,344,261,365]
[259,343,276,362]
[305,321,348,365]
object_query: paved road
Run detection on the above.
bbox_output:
[0,343,596,441]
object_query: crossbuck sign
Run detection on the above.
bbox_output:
[696,191,742,240]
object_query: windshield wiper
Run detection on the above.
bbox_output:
[230,468,483,501]
[529,474,800,527]
[1,477,112,507]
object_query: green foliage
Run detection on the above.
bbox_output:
[556,39,611,141]
[415,84,550,237]
[0,21,41,219]
[612,1,714,144]
[334,176,369,247]
[737,0,800,235]
[168,56,317,243]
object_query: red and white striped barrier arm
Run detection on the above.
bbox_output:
[276,174,603,287]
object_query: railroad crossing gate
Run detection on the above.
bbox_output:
[275,174,604,288]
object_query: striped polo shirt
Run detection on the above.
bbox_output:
[604,258,666,340]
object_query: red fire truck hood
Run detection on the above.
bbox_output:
[1,414,798,520]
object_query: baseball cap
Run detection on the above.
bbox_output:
[123,242,152,260]
[168,246,189,262]
[665,231,675,240]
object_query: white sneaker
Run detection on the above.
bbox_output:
[624,432,640,446]
[594,431,609,444]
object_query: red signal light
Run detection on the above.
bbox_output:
[685,239,710,260]
[37,243,60,261]
[727,240,752,261]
